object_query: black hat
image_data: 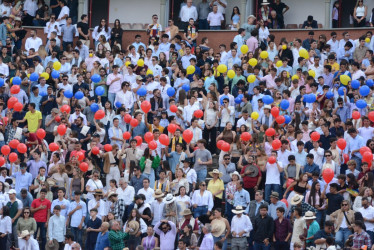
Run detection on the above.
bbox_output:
[181,158,192,164]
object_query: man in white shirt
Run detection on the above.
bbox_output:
[114,82,134,112]
[106,65,124,105]
[233,28,245,49]
[144,74,160,102]
[231,205,253,249]
[123,64,137,85]
[358,117,374,144]
[18,230,39,250]
[180,0,198,30]
[25,29,43,53]
[57,0,70,27]
[181,46,196,69]
[0,1,11,17]
[207,5,224,30]
[359,197,374,241]
[351,61,366,80]
[23,0,38,26]
[291,39,304,68]
[150,190,165,226]
[264,151,283,202]
[44,14,61,38]
[148,56,163,79]
[0,56,9,77]
[183,96,199,127]
[188,118,203,147]
[68,105,88,125]
[87,190,106,219]
[327,31,340,54]
[48,205,66,248]
[108,117,124,148]
[137,178,155,204]
[310,141,324,169]
[116,178,135,206]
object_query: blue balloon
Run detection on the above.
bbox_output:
[304,94,316,103]
[356,99,367,109]
[262,95,274,105]
[75,91,84,100]
[338,87,346,96]
[0,78,4,87]
[12,76,21,85]
[29,72,39,81]
[367,79,374,87]
[167,87,175,97]
[284,115,292,124]
[115,102,122,108]
[182,84,190,92]
[64,90,73,98]
[234,96,242,104]
[280,99,290,110]
[91,74,101,83]
[220,95,229,105]
[351,80,360,89]
[237,94,244,100]
[137,87,147,96]
[359,85,370,97]
[51,70,60,79]
[40,91,47,97]
[95,86,105,96]
[90,103,99,112]
[326,91,334,99]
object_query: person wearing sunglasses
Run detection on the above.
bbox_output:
[313,220,335,247]
[329,200,354,248]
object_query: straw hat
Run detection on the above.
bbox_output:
[291,194,304,205]
[230,171,241,180]
[264,105,272,110]
[128,220,140,235]
[211,219,226,237]
[303,211,317,220]
[153,189,164,199]
[232,206,246,214]
[181,209,193,216]
[45,239,59,250]
[94,189,104,197]
[270,192,280,199]
[19,230,31,238]
[209,169,223,178]
[107,191,118,199]
[46,178,56,186]
[163,193,176,204]
[244,165,259,177]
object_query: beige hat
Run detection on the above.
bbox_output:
[136,75,143,81]
[45,239,59,250]
[19,230,31,238]
[177,107,184,114]
[107,191,118,199]
[128,220,140,235]
[303,211,317,220]
[181,209,193,216]
[94,189,104,197]
[153,189,164,198]
[163,193,176,204]
[51,108,59,114]
[46,178,56,186]
[270,191,279,199]
[232,206,246,214]
[230,171,241,180]
[261,0,270,5]
[291,194,304,205]
[211,219,226,237]
[209,169,223,178]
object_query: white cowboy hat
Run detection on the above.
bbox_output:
[232,205,246,214]
[291,194,304,205]
[211,219,226,237]
[230,171,241,180]
[303,211,317,220]
[19,230,31,239]
[153,189,164,199]
[107,191,118,199]
[163,193,176,204]
[181,209,193,216]
[261,0,270,5]
[209,169,223,178]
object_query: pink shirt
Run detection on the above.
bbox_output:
[259,74,277,89]
[246,37,259,53]
[106,73,124,93]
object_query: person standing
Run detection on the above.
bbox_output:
[77,14,90,47]
[186,139,212,183]
[252,204,274,250]
[197,0,210,30]
[109,220,129,250]
[270,0,289,29]
[67,190,86,246]
[359,197,374,243]
[154,220,177,250]
[210,0,227,30]
[48,205,66,250]
[86,208,102,250]
[273,207,292,250]
[6,189,23,248]
[207,5,224,30]
[106,65,124,106]
[230,206,252,250]
[95,222,110,250]
[179,0,198,31]
[61,16,76,51]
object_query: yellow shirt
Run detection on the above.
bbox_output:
[148,124,164,133]
[207,179,224,199]
[24,110,42,132]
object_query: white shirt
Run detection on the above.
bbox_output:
[219,106,235,127]
[0,63,9,77]
[151,200,165,226]
[149,64,163,77]
[310,147,324,169]
[68,112,88,126]
[181,54,196,69]
[327,39,340,53]
[18,237,39,250]
[183,167,197,184]
[85,179,104,200]
[51,198,70,217]
[116,185,135,206]
[215,0,227,13]
[359,206,374,231]
[358,126,374,144]
[57,6,70,26]
[48,214,66,242]
[24,0,38,16]
[138,187,155,204]
[183,104,200,124]
[0,215,11,233]
[25,37,43,52]
[207,12,224,26]
[352,69,366,80]
[87,199,107,219]
[265,161,283,185]
[114,90,135,110]
[231,215,253,237]
[145,81,160,101]
[123,73,137,85]
[191,190,214,211]
[180,5,198,22]
[0,4,11,17]
[45,21,61,38]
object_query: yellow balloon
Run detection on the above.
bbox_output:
[365,37,371,43]
[217,64,227,73]
[10,77,13,83]
[89,53,93,58]
[125,61,131,67]
[146,69,153,75]
[282,45,287,50]
[247,75,256,83]
[251,111,259,120]
[248,58,257,67]
[340,75,351,85]
[291,75,299,81]
[27,74,30,79]
[137,59,144,67]
[260,51,269,59]
[299,48,309,59]
[227,69,235,79]
[186,65,195,75]
[287,72,290,78]
[40,72,49,80]
[276,61,283,67]
[308,69,316,78]
[53,61,61,71]
[240,45,249,54]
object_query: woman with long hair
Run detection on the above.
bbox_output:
[175,186,191,209]
[231,6,241,30]
[0,206,12,248]
[110,19,123,47]
[203,101,218,154]
[353,0,367,27]
[353,187,371,212]
[124,209,147,250]
[141,226,159,250]
[159,52,168,68]
[50,164,69,199]
[139,148,160,188]
[305,181,326,225]
[284,173,311,210]
[170,168,189,195]
[93,18,111,47]
[256,148,268,190]
[179,224,198,249]
[225,171,240,223]
[216,122,236,161]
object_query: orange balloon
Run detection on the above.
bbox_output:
[17,143,27,154]
[9,139,19,149]
[159,134,170,146]
[13,102,23,112]
[124,114,132,123]
[1,145,10,155]
[123,132,131,140]
[49,142,59,151]
[94,110,105,120]
[134,136,142,146]
[79,162,89,172]
[144,132,154,143]
[170,105,178,113]
[57,124,67,136]
[130,119,138,127]
[149,140,157,150]
[7,97,18,109]
[322,168,334,184]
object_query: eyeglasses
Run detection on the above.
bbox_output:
[342,204,348,206]
[63,79,68,81]
[325,155,331,157]
[224,158,230,160]
[94,175,99,178]
[200,184,206,186]
[24,212,30,214]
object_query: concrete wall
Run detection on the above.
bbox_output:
[108,0,161,24]
[282,0,325,26]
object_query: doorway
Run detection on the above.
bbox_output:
[340,0,356,28]
[89,0,110,28]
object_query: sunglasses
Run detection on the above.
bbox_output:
[200,184,206,186]
[24,212,30,214]
[224,158,230,160]
[325,155,331,157]
[342,204,348,206]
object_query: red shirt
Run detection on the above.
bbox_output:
[31,198,51,222]
[26,133,41,148]
[240,165,262,189]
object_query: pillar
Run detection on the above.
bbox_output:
[240,0,247,27]
[325,0,331,29]
[160,0,167,27]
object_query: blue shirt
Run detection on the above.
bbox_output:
[131,122,147,138]
[304,162,320,176]
[269,201,287,220]
[11,171,33,193]
[68,200,87,227]
[167,151,183,174]
[132,42,146,52]
[277,65,293,76]
[29,94,42,111]
[204,75,217,92]
[233,189,250,208]
[95,231,110,250]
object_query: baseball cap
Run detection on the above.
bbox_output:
[8,189,16,194]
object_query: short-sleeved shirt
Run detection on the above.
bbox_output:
[31,198,51,222]
[24,110,42,133]
[326,193,344,215]
[193,149,212,172]
[77,21,89,39]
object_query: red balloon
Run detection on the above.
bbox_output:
[7,97,17,109]
[271,107,279,118]
[268,156,276,164]
[49,143,59,152]
[2,117,8,126]
[130,119,138,127]
[221,142,230,152]
[77,151,85,161]
[182,129,193,143]
[79,162,89,172]
[322,168,334,184]
[36,129,46,139]
[280,198,288,208]
[272,139,281,150]
[148,140,157,150]
[265,128,276,137]
[343,153,349,164]
[57,124,67,136]
[194,146,199,151]
[363,151,373,163]
[217,140,224,150]
[104,144,112,152]
[91,146,100,155]
[94,110,105,120]
[124,114,132,123]
[0,157,5,166]
[55,115,61,122]
[170,105,178,113]
[10,85,20,94]
[60,105,71,114]
[8,152,18,163]
[17,143,27,154]
[13,102,23,112]
[159,134,170,146]
[134,136,143,146]
[194,110,203,118]
[9,139,19,149]
[167,124,177,134]
[1,145,10,155]
[240,132,251,141]
[144,132,154,143]
[275,115,285,124]
[337,138,347,150]
[123,132,131,140]
[141,101,151,113]
[369,111,374,122]
[286,178,294,188]
[360,146,371,156]
[352,111,361,120]
[310,132,320,142]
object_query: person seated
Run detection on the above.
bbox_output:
[302,15,318,29]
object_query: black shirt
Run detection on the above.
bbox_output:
[326,192,343,215]
[77,21,89,39]
[253,214,274,242]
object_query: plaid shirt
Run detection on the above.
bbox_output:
[108,230,128,250]
[111,198,126,221]
[352,231,372,249]
[290,202,317,215]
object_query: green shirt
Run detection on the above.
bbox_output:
[109,230,128,250]
[307,220,320,243]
